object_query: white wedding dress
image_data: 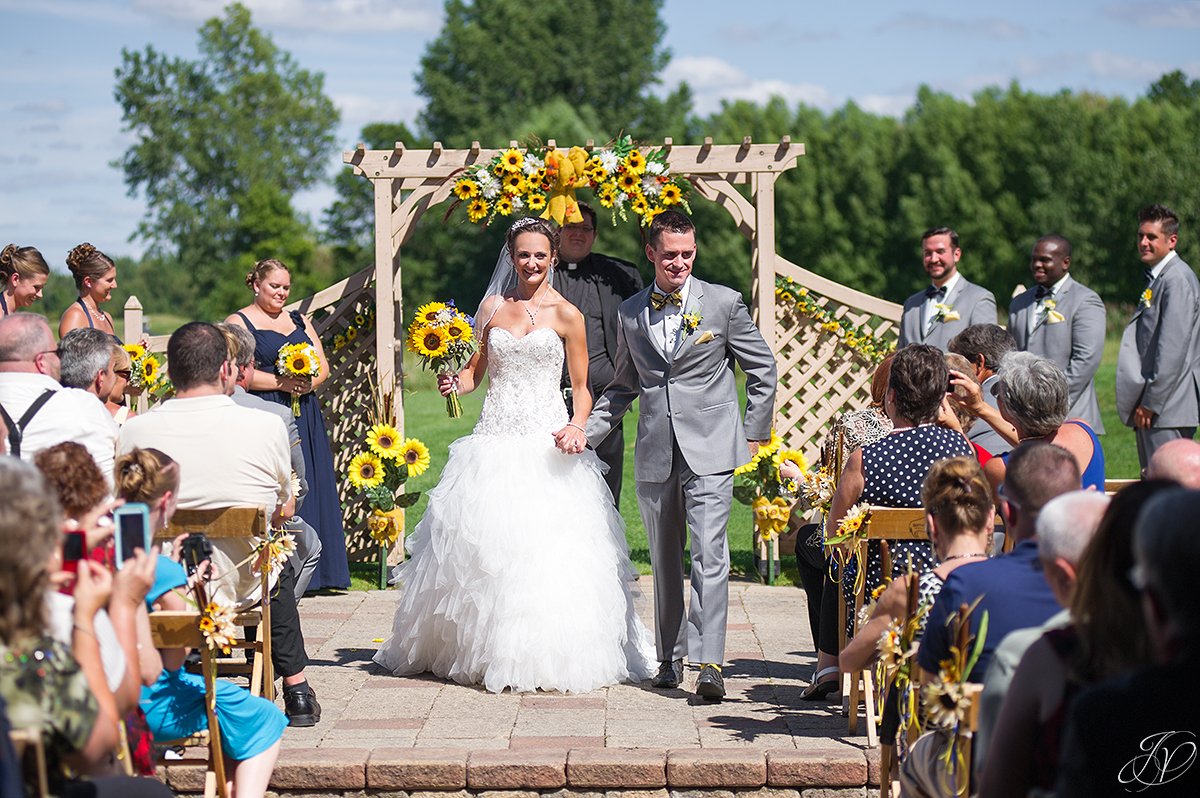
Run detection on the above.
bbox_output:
[373,325,655,693]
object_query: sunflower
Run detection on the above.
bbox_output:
[597,184,617,208]
[624,150,646,174]
[467,198,489,223]
[779,448,809,474]
[501,148,524,172]
[346,326,358,342]
[412,326,450,358]
[630,195,649,216]
[644,206,664,224]
[660,183,683,205]
[617,172,640,192]
[348,451,385,489]
[287,350,313,375]
[491,162,506,177]
[495,195,514,216]
[501,172,525,193]
[367,423,403,459]
[526,192,547,211]
[400,438,431,477]
[123,342,146,360]
[445,319,470,340]
[453,179,479,200]
[415,301,448,324]
[354,313,367,326]
[333,334,346,351]
[141,356,161,384]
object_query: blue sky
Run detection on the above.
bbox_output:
[2,0,1198,265]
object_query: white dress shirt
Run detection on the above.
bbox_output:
[648,276,692,356]
[0,372,118,488]
[923,271,962,333]
[1147,249,1177,282]
[1028,273,1072,336]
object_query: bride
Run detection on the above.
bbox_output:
[373,216,655,693]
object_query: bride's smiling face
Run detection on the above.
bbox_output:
[511,232,556,288]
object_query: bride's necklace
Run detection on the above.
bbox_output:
[520,289,548,326]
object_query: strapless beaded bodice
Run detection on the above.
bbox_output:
[474,327,568,436]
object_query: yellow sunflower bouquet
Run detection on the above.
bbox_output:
[733,430,808,582]
[275,342,321,417]
[406,300,478,418]
[122,342,173,401]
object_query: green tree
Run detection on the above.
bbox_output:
[113,2,339,318]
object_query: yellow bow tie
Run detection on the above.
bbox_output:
[649,288,682,311]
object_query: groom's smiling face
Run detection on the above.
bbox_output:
[647,230,696,291]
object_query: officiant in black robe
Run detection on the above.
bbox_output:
[556,203,643,504]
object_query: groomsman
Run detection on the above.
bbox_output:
[1009,235,1106,432]
[1116,204,1200,469]
[555,203,643,504]
[898,227,997,350]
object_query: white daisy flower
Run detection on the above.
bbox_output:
[522,154,544,175]
[512,196,525,211]
[599,150,620,171]
[479,174,500,199]
[645,160,665,176]
[642,177,661,196]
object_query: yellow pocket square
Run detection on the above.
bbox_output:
[695,330,717,344]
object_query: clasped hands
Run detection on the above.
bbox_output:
[552,424,588,456]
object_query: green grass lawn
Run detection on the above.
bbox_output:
[354,334,1140,591]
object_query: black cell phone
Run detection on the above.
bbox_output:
[179,532,214,576]
[62,530,86,567]
[113,503,150,568]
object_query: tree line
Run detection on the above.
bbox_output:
[92,1,1199,327]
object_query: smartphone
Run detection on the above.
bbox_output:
[62,530,86,570]
[113,503,150,568]
[179,532,214,577]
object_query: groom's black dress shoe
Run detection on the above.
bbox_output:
[695,664,725,701]
[652,659,684,689]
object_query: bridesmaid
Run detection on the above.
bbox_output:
[59,242,120,340]
[0,243,50,317]
[226,259,349,591]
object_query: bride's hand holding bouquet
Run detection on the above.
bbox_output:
[407,301,478,418]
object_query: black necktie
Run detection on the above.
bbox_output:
[1035,285,1051,300]
[925,285,946,300]
[1144,268,1155,285]
[650,288,682,311]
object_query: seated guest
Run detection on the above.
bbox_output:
[0,457,169,798]
[918,442,1080,683]
[793,354,893,690]
[1146,438,1200,488]
[958,351,1105,493]
[0,313,118,483]
[948,324,1015,457]
[117,447,285,798]
[106,344,135,425]
[219,323,322,599]
[58,329,118,400]
[839,456,994,674]
[975,489,1116,794]
[118,321,319,726]
[942,352,990,466]
[805,344,973,699]
[1057,488,1200,797]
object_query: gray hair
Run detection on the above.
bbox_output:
[217,323,257,368]
[0,312,53,363]
[58,328,115,390]
[998,351,1069,437]
[1038,490,1111,565]
[1135,488,1200,643]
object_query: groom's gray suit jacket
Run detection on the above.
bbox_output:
[586,278,777,477]
[1008,276,1107,432]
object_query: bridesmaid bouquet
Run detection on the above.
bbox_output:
[406,300,478,418]
[276,342,321,417]
[122,342,173,401]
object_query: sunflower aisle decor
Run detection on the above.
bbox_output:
[449,135,691,228]
[732,429,808,583]
[921,600,987,797]
[825,502,873,596]
[199,600,237,655]
[345,386,431,586]
[405,300,478,418]
[275,342,321,417]
[122,342,173,401]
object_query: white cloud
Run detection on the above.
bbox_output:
[333,92,423,138]
[132,0,441,33]
[875,12,1026,40]
[661,55,832,115]
[1105,1,1200,28]
[1018,50,1200,83]
[857,94,913,117]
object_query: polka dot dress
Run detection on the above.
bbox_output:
[844,425,974,616]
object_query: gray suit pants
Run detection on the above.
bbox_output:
[636,440,732,665]
[1136,426,1198,471]
[287,516,323,599]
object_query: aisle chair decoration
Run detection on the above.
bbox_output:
[345,385,430,586]
[922,601,988,797]
[406,300,478,418]
[876,566,930,749]
[275,342,321,417]
[733,429,807,583]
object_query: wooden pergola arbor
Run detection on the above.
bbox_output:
[257,137,902,562]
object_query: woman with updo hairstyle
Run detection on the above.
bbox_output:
[224,258,347,590]
[59,243,119,340]
[839,456,994,674]
[1,243,50,316]
[115,447,286,798]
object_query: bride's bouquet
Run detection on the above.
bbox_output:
[276,342,320,416]
[406,300,478,418]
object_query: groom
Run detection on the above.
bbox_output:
[585,210,777,700]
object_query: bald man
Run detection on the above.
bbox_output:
[1146,438,1200,488]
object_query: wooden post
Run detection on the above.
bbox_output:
[123,296,150,413]
[750,171,778,356]
[373,177,402,586]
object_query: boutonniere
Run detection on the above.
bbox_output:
[1043,299,1065,324]
[932,303,960,323]
[1140,288,1153,309]
[678,312,702,338]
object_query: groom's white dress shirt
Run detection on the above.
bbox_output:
[648,276,692,356]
